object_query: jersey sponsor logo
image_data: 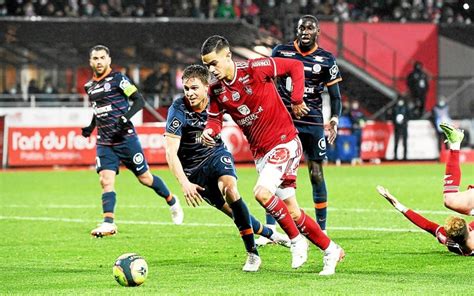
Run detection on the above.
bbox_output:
[232,91,240,101]
[314,56,325,62]
[279,50,296,57]
[251,59,271,68]
[90,87,104,95]
[237,105,251,115]
[329,64,339,80]
[312,64,322,74]
[244,85,253,95]
[267,147,290,164]
[238,74,250,84]
[318,138,326,151]
[213,87,225,95]
[94,104,112,115]
[133,153,144,165]
[105,77,113,81]
[168,117,183,134]
[103,82,111,91]
[304,87,315,94]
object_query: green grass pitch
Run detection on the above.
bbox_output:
[0,163,473,295]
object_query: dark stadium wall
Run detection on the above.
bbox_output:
[319,22,438,112]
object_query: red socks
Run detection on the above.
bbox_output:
[295,209,330,250]
[444,150,461,194]
[263,196,300,239]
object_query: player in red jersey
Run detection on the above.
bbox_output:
[377,186,474,256]
[439,122,474,215]
[200,35,344,275]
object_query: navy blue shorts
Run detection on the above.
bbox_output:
[297,124,327,161]
[96,136,148,176]
[188,150,237,209]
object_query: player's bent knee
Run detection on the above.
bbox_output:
[253,185,272,205]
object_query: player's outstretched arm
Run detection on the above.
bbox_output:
[376,186,407,212]
[376,185,440,236]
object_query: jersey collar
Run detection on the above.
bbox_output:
[92,68,112,82]
[293,40,318,56]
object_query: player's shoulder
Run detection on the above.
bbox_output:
[248,57,272,69]
[209,76,224,92]
[315,47,337,61]
[273,42,297,55]
[84,79,94,91]
[170,96,186,111]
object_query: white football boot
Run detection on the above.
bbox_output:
[290,234,308,269]
[242,252,261,272]
[170,196,184,225]
[319,243,345,276]
[91,222,117,238]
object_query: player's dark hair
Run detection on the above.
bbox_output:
[300,15,319,27]
[89,45,110,57]
[201,35,230,56]
[182,64,209,85]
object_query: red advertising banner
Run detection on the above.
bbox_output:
[360,121,393,160]
[6,124,254,167]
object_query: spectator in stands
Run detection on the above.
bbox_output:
[215,0,235,19]
[407,61,428,118]
[432,97,451,152]
[241,0,260,25]
[348,99,366,164]
[391,97,410,161]
[27,79,40,94]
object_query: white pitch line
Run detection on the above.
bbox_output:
[0,215,424,233]
[0,204,456,215]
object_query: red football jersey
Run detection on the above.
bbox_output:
[206,57,304,159]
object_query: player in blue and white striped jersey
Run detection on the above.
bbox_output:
[81,45,183,237]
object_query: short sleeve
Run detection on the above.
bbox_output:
[165,104,186,137]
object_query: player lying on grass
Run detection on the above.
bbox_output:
[438,122,474,216]
[377,186,474,256]
[164,64,290,272]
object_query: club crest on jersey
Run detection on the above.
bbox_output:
[232,92,240,101]
[267,148,290,164]
[168,117,183,133]
[103,82,111,91]
[329,64,339,80]
[312,64,322,74]
[244,85,253,95]
[133,153,144,165]
[237,105,251,115]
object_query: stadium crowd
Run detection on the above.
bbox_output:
[1,0,473,25]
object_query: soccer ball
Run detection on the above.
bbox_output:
[112,253,148,287]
